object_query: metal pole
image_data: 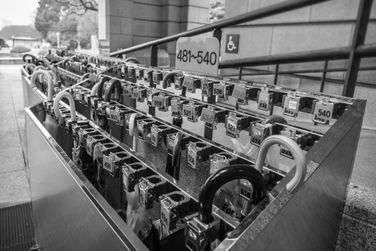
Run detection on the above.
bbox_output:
[273,64,279,85]
[219,43,376,68]
[203,28,222,140]
[238,67,243,80]
[149,45,158,116]
[342,0,373,97]
[320,60,328,93]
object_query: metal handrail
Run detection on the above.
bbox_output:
[110,0,328,57]
[218,43,376,68]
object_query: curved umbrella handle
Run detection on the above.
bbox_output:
[53,91,76,121]
[129,113,137,136]
[255,135,307,193]
[30,70,54,101]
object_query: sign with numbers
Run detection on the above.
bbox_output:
[313,101,334,125]
[176,37,219,76]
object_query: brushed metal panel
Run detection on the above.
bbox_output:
[26,109,147,251]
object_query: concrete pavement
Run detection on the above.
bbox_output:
[0,64,30,208]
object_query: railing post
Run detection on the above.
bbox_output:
[149,45,158,116]
[342,0,373,97]
[203,28,223,140]
[150,45,158,68]
[320,60,328,93]
[238,67,243,80]
[273,64,279,85]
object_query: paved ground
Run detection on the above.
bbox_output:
[0,64,30,208]
[0,64,376,206]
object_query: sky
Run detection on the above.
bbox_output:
[0,0,39,29]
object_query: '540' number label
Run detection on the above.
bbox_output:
[177,49,217,65]
[176,37,219,76]
[313,101,334,125]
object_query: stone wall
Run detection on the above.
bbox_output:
[98,0,209,65]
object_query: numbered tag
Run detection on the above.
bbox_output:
[249,123,273,146]
[93,143,103,161]
[201,79,213,97]
[86,136,96,156]
[121,65,127,76]
[313,100,333,125]
[232,83,248,105]
[182,76,197,93]
[200,107,216,129]
[160,196,177,235]
[186,142,210,169]
[122,166,134,192]
[174,76,184,90]
[283,94,300,117]
[258,89,272,111]
[124,84,133,97]
[239,179,253,218]
[176,37,219,76]
[187,143,199,169]
[152,95,164,108]
[182,103,194,120]
[226,113,239,138]
[171,97,182,117]
[153,71,163,85]
[213,82,225,97]
[102,153,115,173]
[74,90,82,100]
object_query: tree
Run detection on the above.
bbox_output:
[34,0,63,38]
[77,11,98,48]
[56,0,98,16]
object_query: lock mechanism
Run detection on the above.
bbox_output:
[150,124,174,147]
[185,214,220,251]
[279,128,312,159]
[249,122,274,146]
[102,150,132,177]
[231,83,250,105]
[186,141,211,169]
[283,93,300,117]
[106,105,129,126]
[122,162,148,192]
[122,83,134,97]
[238,179,254,219]
[160,191,190,237]
[201,79,214,98]
[182,76,200,93]
[200,107,227,129]
[209,152,236,174]
[258,88,273,111]
[225,112,252,138]
[132,86,147,102]
[152,71,164,85]
[213,81,234,101]
[138,175,166,209]
[86,134,108,157]
[182,101,205,122]
[174,75,184,90]
[135,67,144,80]
[170,97,186,117]
[152,93,172,112]
[136,118,155,140]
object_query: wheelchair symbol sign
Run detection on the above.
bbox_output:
[225,34,239,54]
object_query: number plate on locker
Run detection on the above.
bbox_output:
[176,37,219,76]
[313,101,333,124]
